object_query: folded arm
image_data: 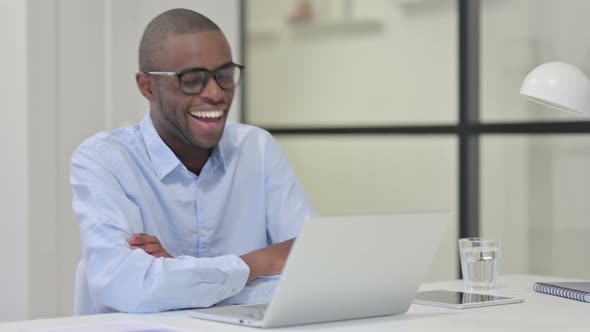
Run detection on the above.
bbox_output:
[132,232,295,284]
[72,146,249,313]
[127,233,173,258]
[240,239,295,283]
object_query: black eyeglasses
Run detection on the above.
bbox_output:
[145,63,244,95]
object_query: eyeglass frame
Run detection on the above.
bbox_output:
[144,62,244,95]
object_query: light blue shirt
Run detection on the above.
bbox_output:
[70,113,316,313]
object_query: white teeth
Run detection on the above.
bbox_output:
[190,110,223,119]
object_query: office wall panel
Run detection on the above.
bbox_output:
[276,136,458,281]
[246,0,457,126]
[481,136,590,278]
[0,0,29,323]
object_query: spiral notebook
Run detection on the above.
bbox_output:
[533,282,590,303]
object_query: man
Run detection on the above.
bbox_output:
[70,8,315,313]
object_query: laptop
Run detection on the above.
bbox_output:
[190,211,450,328]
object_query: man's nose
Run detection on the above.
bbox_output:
[199,75,225,102]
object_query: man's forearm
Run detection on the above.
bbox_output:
[240,238,295,283]
[85,244,249,312]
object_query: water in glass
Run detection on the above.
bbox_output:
[460,246,500,290]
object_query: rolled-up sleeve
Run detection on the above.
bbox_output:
[71,145,249,313]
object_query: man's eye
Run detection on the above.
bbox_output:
[183,79,205,87]
[217,74,234,83]
[216,70,236,83]
[182,72,206,82]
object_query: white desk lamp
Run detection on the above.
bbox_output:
[520,61,590,116]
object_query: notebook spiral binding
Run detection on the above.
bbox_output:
[533,282,586,302]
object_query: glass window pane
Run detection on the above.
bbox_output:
[481,0,590,122]
[482,136,590,278]
[246,0,457,127]
[277,135,458,281]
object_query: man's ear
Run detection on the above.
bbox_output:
[136,72,157,101]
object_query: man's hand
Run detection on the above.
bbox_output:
[240,239,295,283]
[127,233,173,258]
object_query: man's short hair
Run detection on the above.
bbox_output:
[139,8,221,71]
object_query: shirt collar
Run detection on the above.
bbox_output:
[210,138,227,174]
[140,113,227,180]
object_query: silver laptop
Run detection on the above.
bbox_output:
[190,211,450,328]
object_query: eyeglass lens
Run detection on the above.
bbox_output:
[180,65,241,94]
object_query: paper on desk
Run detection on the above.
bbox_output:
[19,319,186,332]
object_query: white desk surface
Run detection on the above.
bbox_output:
[1,274,587,332]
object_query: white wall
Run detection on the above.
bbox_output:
[28,0,59,319]
[0,0,241,322]
[0,0,29,322]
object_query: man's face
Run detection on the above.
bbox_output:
[150,31,235,151]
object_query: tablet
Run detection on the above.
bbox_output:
[413,290,524,309]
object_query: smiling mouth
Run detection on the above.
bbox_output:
[190,110,224,120]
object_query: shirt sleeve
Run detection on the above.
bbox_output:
[218,275,281,306]
[263,132,317,243]
[70,144,249,313]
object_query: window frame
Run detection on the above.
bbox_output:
[240,0,590,277]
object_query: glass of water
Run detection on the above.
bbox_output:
[458,238,501,290]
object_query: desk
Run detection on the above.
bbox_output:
[1,275,586,332]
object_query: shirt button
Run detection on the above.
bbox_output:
[200,229,207,236]
[101,216,109,222]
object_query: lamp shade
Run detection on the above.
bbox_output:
[520,62,590,116]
